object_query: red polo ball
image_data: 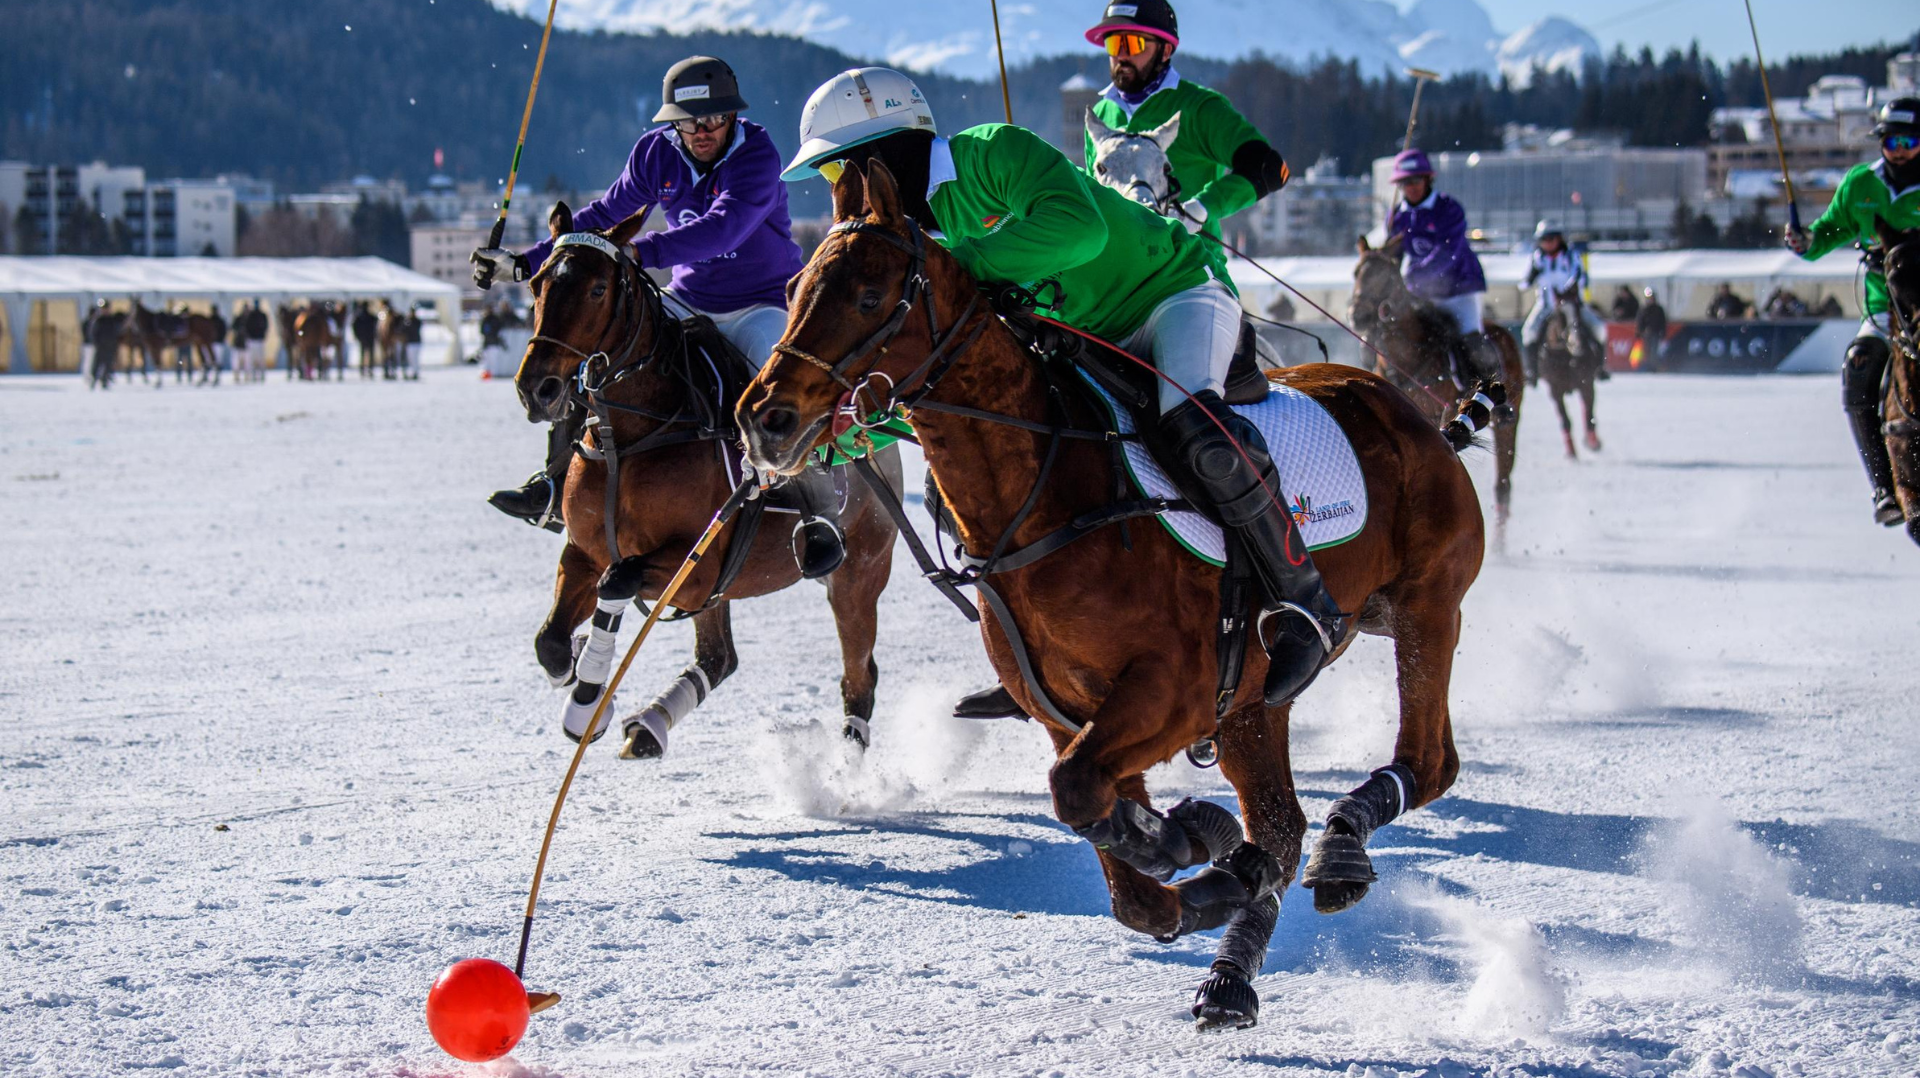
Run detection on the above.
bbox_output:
[425,958,530,1062]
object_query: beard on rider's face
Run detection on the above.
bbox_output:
[1109,41,1163,93]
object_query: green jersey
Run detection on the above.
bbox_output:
[1800,158,1920,315]
[1084,72,1273,250]
[930,123,1219,343]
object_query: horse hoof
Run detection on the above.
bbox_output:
[1301,830,1376,914]
[1191,967,1259,1030]
[842,715,871,749]
[1584,431,1602,451]
[619,710,669,759]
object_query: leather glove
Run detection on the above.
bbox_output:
[1177,197,1209,234]
[471,248,530,291]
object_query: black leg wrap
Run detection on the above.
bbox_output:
[597,556,650,603]
[1215,892,1281,979]
[1074,798,1200,883]
[1167,798,1245,864]
[1164,843,1283,941]
[1325,763,1417,844]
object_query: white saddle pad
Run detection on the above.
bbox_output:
[1082,374,1367,566]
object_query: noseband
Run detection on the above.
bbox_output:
[772,218,989,413]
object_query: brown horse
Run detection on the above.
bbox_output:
[513,201,901,756]
[376,301,407,380]
[293,305,337,381]
[1537,286,1603,459]
[128,302,224,385]
[737,163,1484,1027]
[1350,236,1523,527]
[1877,221,1920,546]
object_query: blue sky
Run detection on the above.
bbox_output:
[1467,0,1916,63]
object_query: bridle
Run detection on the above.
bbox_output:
[1095,131,1179,216]
[771,217,990,414]
[523,230,735,570]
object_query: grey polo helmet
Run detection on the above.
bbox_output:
[652,56,749,123]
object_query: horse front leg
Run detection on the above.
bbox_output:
[1552,387,1576,458]
[1049,663,1282,946]
[1303,591,1461,914]
[1581,380,1601,452]
[1188,700,1309,1030]
[618,601,738,760]
[824,459,896,746]
[537,539,603,694]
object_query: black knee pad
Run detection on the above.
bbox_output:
[1843,337,1891,410]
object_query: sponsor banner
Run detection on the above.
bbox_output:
[1596,320,1827,374]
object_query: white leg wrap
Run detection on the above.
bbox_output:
[572,598,627,688]
[562,685,617,742]
[622,667,712,759]
[638,666,712,734]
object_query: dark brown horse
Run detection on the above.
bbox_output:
[128,302,224,385]
[1537,286,1603,459]
[737,163,1484,1027]
[513,201,901,756]
[1877,221,1920,546]
[1350,236,1523,527]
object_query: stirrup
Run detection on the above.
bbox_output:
[1256,601,1337,657]
[794,516,846,579]
[488,473,563,533]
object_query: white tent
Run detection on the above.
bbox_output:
[0,256,463,373]
[1229,247,1868,325]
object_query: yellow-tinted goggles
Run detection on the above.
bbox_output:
[817,159,847,184]
[1105,32,1154,57]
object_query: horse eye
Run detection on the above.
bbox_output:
[859,289,881,312]
[1096,162,1108,175]
[591,283,607,299]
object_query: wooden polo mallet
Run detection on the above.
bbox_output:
[1743,0,1803,233]
[1402,67,1442,152]
[486,0,562,252]
[515,478,761,1013]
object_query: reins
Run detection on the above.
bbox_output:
[528,232,744,618]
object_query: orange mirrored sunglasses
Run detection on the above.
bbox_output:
[1104,32,1155,58]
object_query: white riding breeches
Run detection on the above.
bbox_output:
[1429,291,1485,336]
[1522,295,1606,347]
[1855,310,1891,342]
[663,290,789,371]
[1120,281,1244,414]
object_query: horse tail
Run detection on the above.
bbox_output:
[1442,381,1510,453]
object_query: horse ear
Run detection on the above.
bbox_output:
[1356,235,1372,254]
[831,163,866,222]
[1874,216,1914,252]
[549,200,574,239]
[1382,232,1406,259]
[864,159,903,226]
[1085,106,1117,144]
[1147,112,1181,151]
[607,206,649,247]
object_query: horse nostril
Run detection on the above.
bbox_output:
[758,405,798,439]
[533,376,565,408]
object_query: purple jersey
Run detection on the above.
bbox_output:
[1388,191,1486,301]
[522,119,803,314]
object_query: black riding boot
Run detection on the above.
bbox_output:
[1161,392,1346,706]
[488,408,582,533]
[775,463,848,579]
[1842,336,1903,527]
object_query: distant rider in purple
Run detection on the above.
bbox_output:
[1384,148,1505,403]
[469,56,840,574]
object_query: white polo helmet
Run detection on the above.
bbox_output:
[1534,218,1565,239]
[780,67,938,181]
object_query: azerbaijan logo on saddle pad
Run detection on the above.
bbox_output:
[1080,373,1368,564]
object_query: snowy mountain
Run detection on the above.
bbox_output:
[486,0,1599,83]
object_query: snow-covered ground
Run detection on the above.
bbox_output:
[2,370,1916,1078]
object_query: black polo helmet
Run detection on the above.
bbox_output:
[1083,0,1180,48]
[1875,96,1919,138]
[652,56,749,123]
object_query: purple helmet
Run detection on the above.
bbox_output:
[1390,148,1434,183]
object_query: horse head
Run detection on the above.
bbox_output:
[739,160,972,476]
[514,200,656,424]
[1349,233,1408,336]
[1878,219,1920,350]
[1086,107,1181,214]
